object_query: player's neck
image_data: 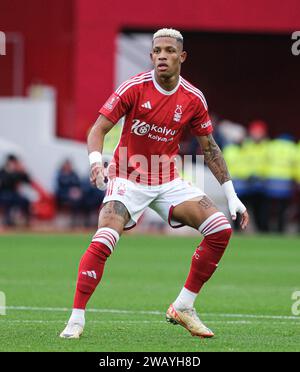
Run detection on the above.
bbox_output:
[154,72,180,92]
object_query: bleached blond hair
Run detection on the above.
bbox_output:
[153,28,183,43]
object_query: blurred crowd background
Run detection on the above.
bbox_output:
[1,116,300,234]
[183,118,300,233]
[1,0,300,233]
[0,154,105,229]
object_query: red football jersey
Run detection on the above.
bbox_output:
[99,70,213,185]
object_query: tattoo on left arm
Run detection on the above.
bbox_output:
[199,134,231,185]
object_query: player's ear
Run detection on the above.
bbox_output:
[180,51,187,63]
[150,52,154,62]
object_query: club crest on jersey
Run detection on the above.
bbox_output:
[117,183,126,196]
[173,105,183,122]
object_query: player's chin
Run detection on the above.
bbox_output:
[155,69,172,79]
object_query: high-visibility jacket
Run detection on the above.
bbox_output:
[242,139,269,193]
[223,143,251,197]
[242,139,269,178]
[295,141,300,184]
[264,138,296,198]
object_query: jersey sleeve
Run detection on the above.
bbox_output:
[189,97,213,136]
[99,85,134,124]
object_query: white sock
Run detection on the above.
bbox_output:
[69,308,85,326]
[173,287,198,310]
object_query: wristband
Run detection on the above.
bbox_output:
[222,180,237,200]
[89,151,102,166]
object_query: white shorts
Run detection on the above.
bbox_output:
[103,177,206,230]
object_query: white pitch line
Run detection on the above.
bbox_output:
[0,320,165,324]
[1,306,163,315]
[1,306,299,321]
[202,313,300,320]
[0,319,299,325]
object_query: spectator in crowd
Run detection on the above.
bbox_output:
[243,120,269,232]
[264,134,297,233]
[0,154,31,226]
[217,119,246,150]
[55,159,83,227]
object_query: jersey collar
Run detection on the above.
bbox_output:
[151,70,181,95]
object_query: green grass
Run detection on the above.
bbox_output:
[0,233,300,351]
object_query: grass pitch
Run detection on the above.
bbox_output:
[0,233,299,352]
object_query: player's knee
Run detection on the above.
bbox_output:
[199,212,232,250]
[203,227,232,251]
[87,241,111,259]
[91,227,120,254]
[222,226,232,243]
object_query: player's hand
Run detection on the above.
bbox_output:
[90,162,106,190]
[222,180,249,229]
[228,197,249,229]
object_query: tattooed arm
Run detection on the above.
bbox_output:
[197,134,249,229]
[196,134,231,185]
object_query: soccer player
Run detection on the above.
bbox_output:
[60,28,249,339]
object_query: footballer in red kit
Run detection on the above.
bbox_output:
[100,70,212,184]
[60,28,249,339]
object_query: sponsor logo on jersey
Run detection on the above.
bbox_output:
[141,101,152,109]
[103,93,120,111]
[173,105,183,122]
[201,120,212,129]
[131,120,151,136]
[131,119,177,141]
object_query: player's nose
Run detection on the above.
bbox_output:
[158,52,168,60]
